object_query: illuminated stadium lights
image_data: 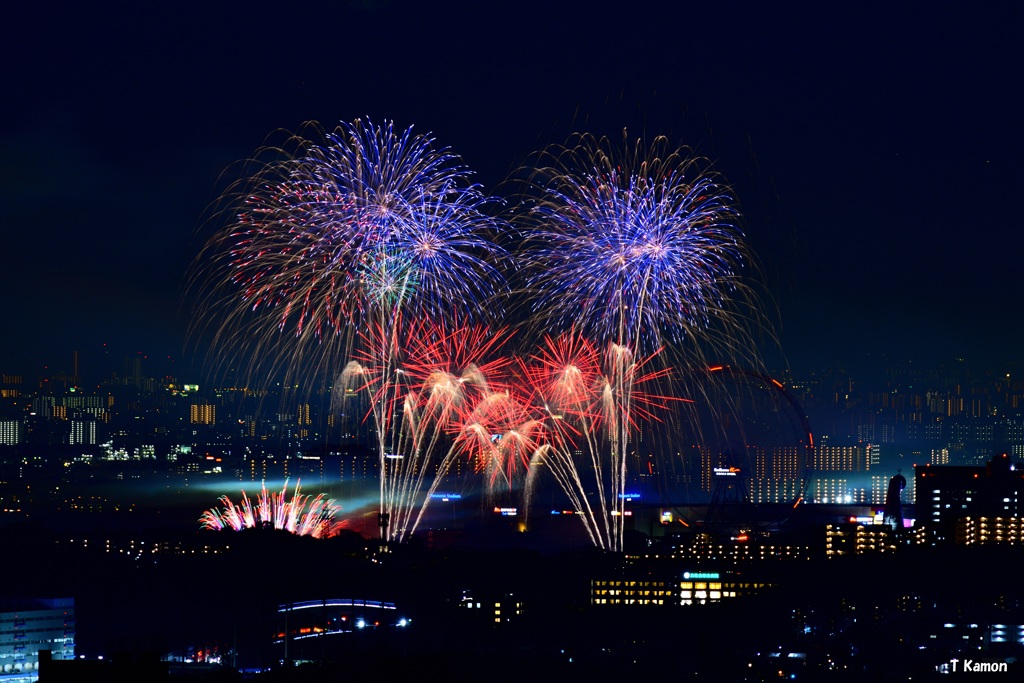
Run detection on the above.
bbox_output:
[274,599,408,652]
[277,600,396,613]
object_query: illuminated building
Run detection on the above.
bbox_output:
[654,534,810,562]
[754,446,801,479]
[491,594,523,624]
[190,403,216,425]
[825,521,897,556]
[0,421,22,446]
[748,477,805,504]
[813,445,868,472]
[590,569,771,607]
[68,420,96,445]
[955,516,1024,545]
[0,375,22,399]
[916,452,1024,543]
[812,477,850,504]
[0,598,74,681]
[62,396,106,419]
[457,590,525,625]
[591,579,671,606]
[677,571,768,606]
[870,475,889,505]
[745,445,806,503]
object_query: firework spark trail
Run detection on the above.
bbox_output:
[199,480,342,538]
[521,132,768,370]
[191,118,510,541]
[190,118,508,396]
[514,133,769,551]
[338,320,525,542]
[192,121,773,549]
[516,333,681,551]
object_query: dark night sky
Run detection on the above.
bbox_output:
[3,1,1022,380]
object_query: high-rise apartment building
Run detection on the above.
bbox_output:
[813,445,868,472]
[916,452,1024,543]
[190,403,216,425]
[68,420,96,445]
[0,420,22,446]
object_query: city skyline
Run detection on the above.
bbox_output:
[5,5,1024,679]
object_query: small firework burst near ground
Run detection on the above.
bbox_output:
[191,122,776,550]
[191,118,510,542]
[199,480,343,538]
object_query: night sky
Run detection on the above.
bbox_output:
[3,1,1022,380]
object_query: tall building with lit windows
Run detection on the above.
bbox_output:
[754,446,802,479]
[740,445,806,503]
[68,420,96,445]
[813,477,850,503]
[0,420,22,446]
[190,403,216,425]
[916,452,1024,543]
[955,516,1023,545]
[748,477,805,504]
[63,395,106,419]
[813,445,868,472]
